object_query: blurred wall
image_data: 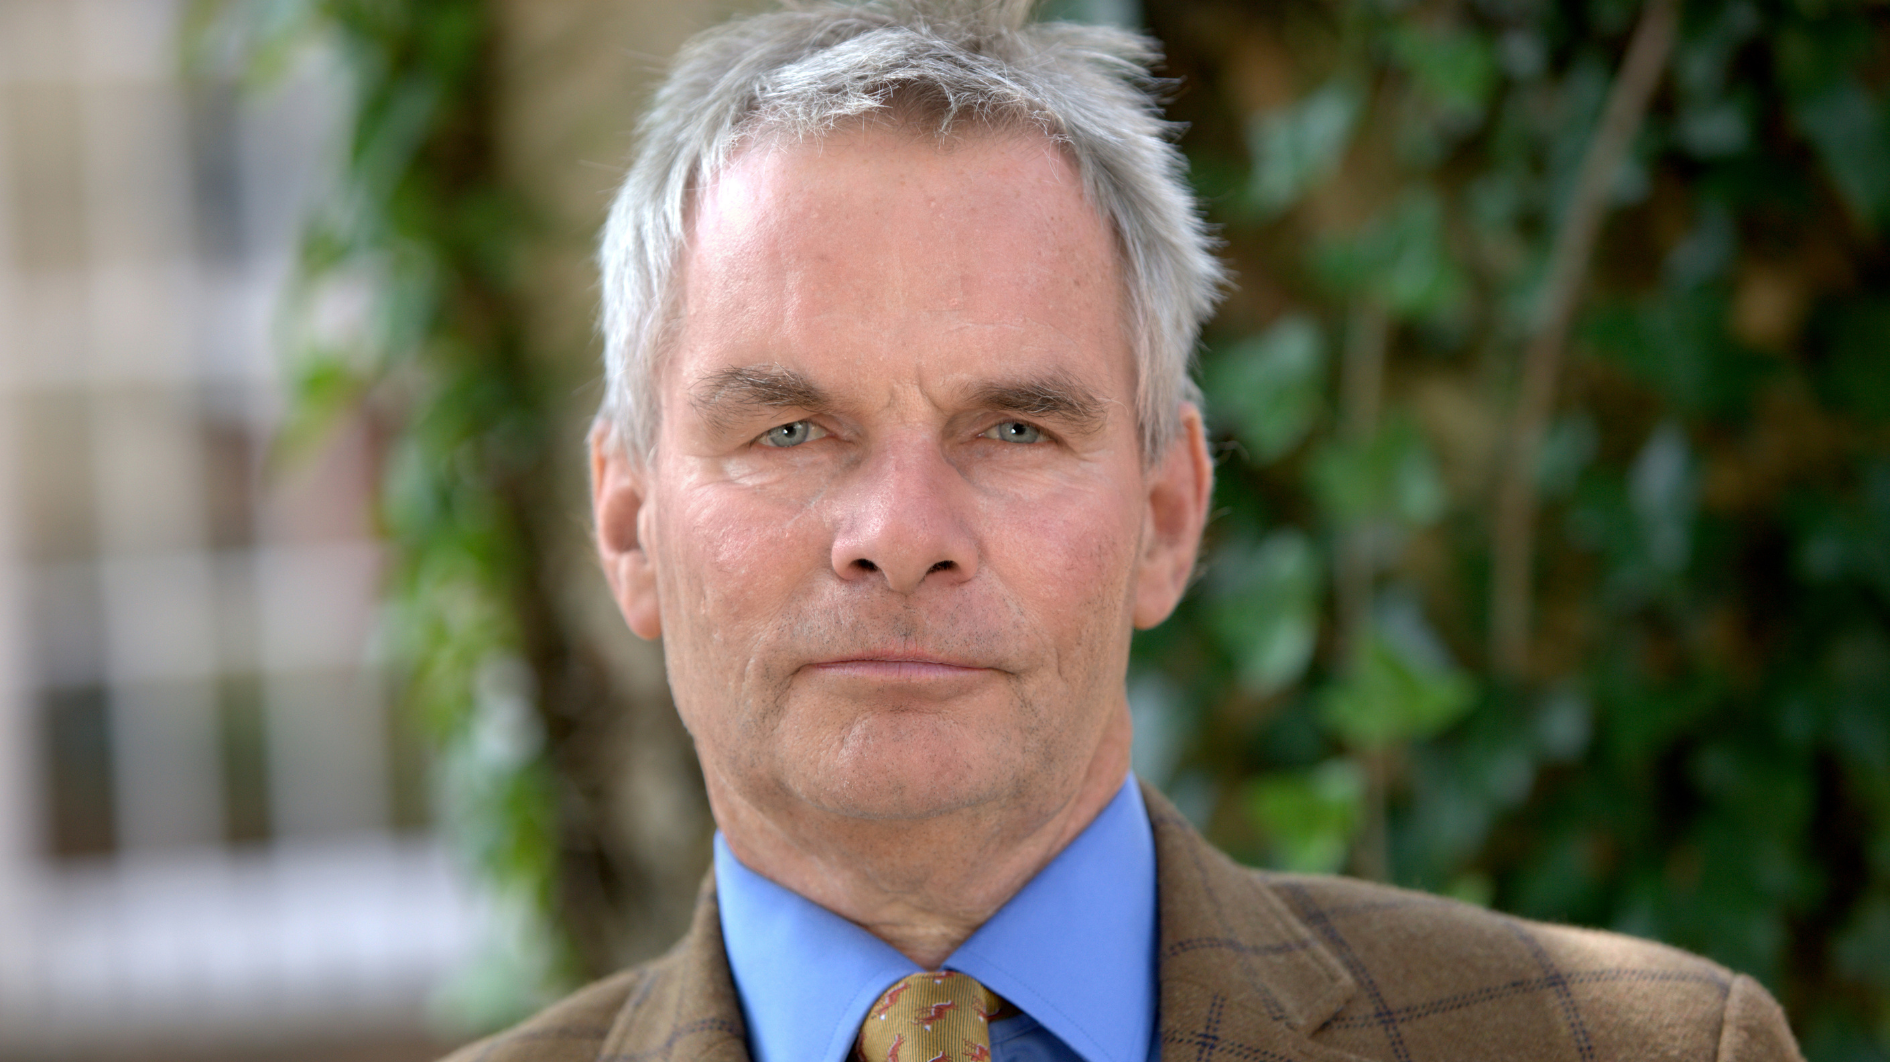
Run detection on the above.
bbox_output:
[0,1,467,1056]
[0,1,785,1056]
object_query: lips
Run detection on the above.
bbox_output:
[809,650,984,669]
[801,653,993,679]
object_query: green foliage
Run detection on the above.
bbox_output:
[1319,630,1475,751]
[1246,759,1366,873]
[1305,417,1448,528]
[1141,0,1890,1056]
[1207,530,1323,695]
[1389,22,1498,126]
[1247,81,1364,216]
[1313,190,1469,322]
[1584,287,1773,418]
[193,0,580,1029]
[1208,315,1327,461]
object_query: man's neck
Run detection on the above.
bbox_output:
[709,711,1133,970]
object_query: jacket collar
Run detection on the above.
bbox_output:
[1143,782,1365,1061]
[594,783,1361,1062]
[597,871,751,1062]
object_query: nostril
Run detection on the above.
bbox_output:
[855,559,880,573]
[927,561,955,574]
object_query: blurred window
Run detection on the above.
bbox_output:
[0,0,474,1051]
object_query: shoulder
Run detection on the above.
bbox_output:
[1262,871,1802,1062]
[1144,786,1801,1061]
[1267,869,1723,978]
[435,966,655,1062]
[432,873,747,1062]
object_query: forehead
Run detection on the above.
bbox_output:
[665,126,1131,407]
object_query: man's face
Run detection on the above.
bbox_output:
[595,127,1205,836]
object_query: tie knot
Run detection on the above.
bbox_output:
[857,971,1004,1062]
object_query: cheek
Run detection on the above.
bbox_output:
[651,483,832,748]
[981,477,1143,620]
[652,482,829,638]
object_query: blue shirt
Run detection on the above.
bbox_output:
[715,774,1157,1062]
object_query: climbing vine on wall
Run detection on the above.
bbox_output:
[1136,1,1890,1057]
[191,0,654,1027]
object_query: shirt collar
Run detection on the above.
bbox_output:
[715,774,1157,1062]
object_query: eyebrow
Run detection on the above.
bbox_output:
[690,365,834,434]
[687,364,1110,436]
[968,374,1109,436]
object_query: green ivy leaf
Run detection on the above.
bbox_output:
[1389,23,1498,125]
[1207,530,1324,696]
[1675,94,1753,159]
[273,348,366,461]
[1246,81,1363,217]
[1814,302,1890,425]
[1583,286,1772,418]
[1319,631,1476,750]
[1207,316,1327,463]
[1672,1,1761,103]
[1244,759,1366,873]
[1628,422,1700,577]
[1307,416,1448,528]
[1536,412,1600,499]
[1791,78,1890,231]
[1313,190,1468,323]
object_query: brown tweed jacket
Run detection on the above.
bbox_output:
[442,785,1802,1062]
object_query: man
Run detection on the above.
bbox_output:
[447,3,1803,1060]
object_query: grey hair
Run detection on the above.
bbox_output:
[597,0,1226,460]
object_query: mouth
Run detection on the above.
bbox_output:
[802,652,994,681]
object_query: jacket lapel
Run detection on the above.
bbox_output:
[596,873,752,1062]
[595,788,1367,1062]
[1145,783,1370,1062]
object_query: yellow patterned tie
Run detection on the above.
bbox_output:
[856,970,1006,1062]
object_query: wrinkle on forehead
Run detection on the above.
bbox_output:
[681,126,1110,310]
[646,122,1144,460]
[651,122,1140,478]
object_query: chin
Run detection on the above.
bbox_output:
[787,716,1032,823]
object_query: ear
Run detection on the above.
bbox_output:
[1132,403,1213,629]
[591,419,662,640]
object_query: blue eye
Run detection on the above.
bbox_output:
[983,421,1044,444]
[759,420,823,447]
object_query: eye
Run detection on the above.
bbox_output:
[981,420,1044,444]
[757,420,826,448]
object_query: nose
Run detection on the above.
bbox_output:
[829,436,979,593]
